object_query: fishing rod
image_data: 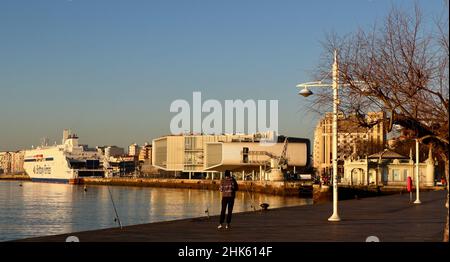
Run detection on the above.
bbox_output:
[243,175,258,212]
[204,204,210,219]
[107,185,123,229]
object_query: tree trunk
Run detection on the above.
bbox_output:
[443,156,449,242]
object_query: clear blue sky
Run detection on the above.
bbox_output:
[0,0,444,151]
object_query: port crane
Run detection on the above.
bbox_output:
[277,137,289,170]
[241,137,290,181]
[264,137,289,180]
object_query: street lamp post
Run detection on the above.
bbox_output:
[414,138,421,204]
[297,49,341,222]
[329,50,341,221]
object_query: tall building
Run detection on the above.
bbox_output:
[0,152,12,174]
[11,151,24,173]
[313,111,386,178]
[0,151,24,174]
[128,143,140,157]
[138,142,152,162]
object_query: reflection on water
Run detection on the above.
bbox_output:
[0,181,311,241]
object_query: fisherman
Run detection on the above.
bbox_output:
[218,170,238,229]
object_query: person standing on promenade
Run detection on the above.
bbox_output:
[218,170,238,229]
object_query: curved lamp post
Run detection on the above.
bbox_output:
[297,49,341,222]
[413,134,449,205]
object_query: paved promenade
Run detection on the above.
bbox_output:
[20,190,447,242]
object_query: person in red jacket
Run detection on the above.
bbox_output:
[218,170,239,229]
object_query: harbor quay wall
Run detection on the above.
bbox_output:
[82,177,313,197]
[0,173,30,181]
[82,177,441,200]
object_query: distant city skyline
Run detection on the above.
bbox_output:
[0,0,443,151]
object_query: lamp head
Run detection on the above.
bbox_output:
[298,87,313,97]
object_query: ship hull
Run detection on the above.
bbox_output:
[30,178,84,184]
[24,147,75,182]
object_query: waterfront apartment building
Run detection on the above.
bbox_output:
[0,151,25,174]
[128,143,140,157]
[138,143,152,162]
[152,132,310,180]
[313,111,386,178]
[0,152,11,174]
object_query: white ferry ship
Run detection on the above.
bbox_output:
[23,130,105,184]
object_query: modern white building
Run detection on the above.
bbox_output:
[152,132,310,181]
[204,139,309,171]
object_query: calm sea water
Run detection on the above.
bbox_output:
[0,180,311,241]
